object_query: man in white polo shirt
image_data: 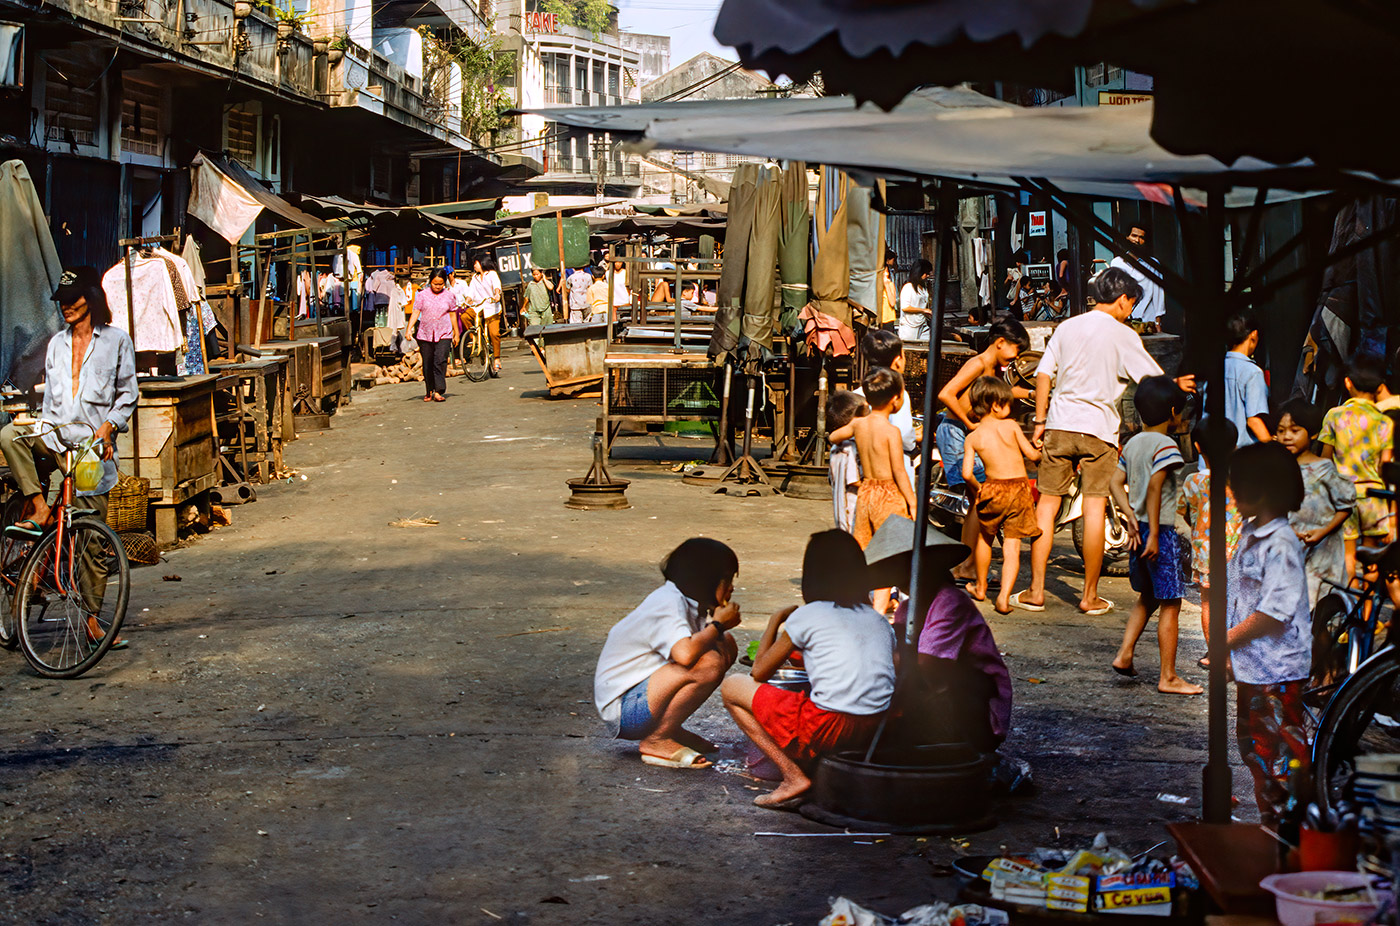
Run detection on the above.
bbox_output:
[1109,224,1165,331]
[1012,268,1195,616]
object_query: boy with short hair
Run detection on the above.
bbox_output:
[962,376,1042,614]
[830,368,917,548]
[827,390,869,534]
[936,318,1033,578]
[1110,375,1201,696]
[859,329,920,473]
[586,266,610,319]
[1319,352,1394,581]
[1222,312,1271,446]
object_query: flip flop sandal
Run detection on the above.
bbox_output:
[754,794,806,812]
[1009,590,1045,613]
[1080,598,1115,616]
[4,519,43,537]
[640,747,711,769]
[1112,664,1139,678]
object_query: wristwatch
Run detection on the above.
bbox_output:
[708,619,726,635]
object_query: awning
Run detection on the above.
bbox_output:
[495,200,625,227]
[188,153,332,244]
[527,87,1398,201]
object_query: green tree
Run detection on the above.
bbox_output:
[540,0,611,36]
[420,27,517,143]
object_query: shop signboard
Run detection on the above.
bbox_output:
[495,243,533,287]
[1028,211,1047,237]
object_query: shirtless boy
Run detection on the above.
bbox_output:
[963,377,1042,614]
[936,319,1032,580]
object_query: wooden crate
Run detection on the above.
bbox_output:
[113,374,219,544]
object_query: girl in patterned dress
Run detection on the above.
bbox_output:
[1275,398,1355,609]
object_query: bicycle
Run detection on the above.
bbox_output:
[1310,537,1400,816]
[1,420,130,679]
[456,306,490,383]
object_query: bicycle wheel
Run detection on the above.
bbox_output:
[1312,652,1400,816]
[1311,592,1354,689]
[0,493,29,650]
[463,326,489,382]
[15,517,130,679]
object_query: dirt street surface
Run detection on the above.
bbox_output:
[0,343,1254,924]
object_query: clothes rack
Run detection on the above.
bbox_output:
[118,229,183,479]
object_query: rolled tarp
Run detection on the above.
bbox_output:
[777,161,810,341]
[739,165,782,365]
[0,160,63,392]
[711,163,759,363]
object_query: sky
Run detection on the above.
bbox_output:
[613,0,735,68]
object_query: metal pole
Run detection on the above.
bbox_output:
[1203,185,1232,823]
[308,232,323,339]
[908,183,956,649]
[673,240,683,354]
[122,244,141,479]
[714,362,733,466]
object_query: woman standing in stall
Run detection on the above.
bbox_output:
[897,259,933,342]
[404,268,459,402]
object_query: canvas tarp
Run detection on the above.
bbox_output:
[188,153,331,244]
[740,165,782,365]
[528,86,1372,201]
[711,164,759,363]
[777,161,810,340]
[0,160,63,392]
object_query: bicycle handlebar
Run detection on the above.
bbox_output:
[25,420,98,453]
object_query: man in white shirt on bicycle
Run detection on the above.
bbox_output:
[0,266,138,533]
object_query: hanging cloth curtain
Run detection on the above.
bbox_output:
[777,161,811,342]
[710,163,760,363]
[739,165,782,366]
[0,160,63,391]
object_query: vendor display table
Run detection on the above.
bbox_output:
[260,336,345,428]
[113,374,219,545]
[1168,823,1280,917]
[522,321,608,396]
[601,347,721,455]
[211,358,290,484]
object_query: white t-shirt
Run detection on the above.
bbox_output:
[1109,255,1165,325]
[897,282,930,341]
[610,268,631,308]
[478,270,503,318]
[593,582,701,725]
[783,601,896,716]
[1036,309,1163,445]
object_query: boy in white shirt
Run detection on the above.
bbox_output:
[827,390,868,534]
[1015,268,1195,616]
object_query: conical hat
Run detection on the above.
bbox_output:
[864,515,971,589]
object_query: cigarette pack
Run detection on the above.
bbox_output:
[1093,886,1175,916]
[1046,897,1091,913]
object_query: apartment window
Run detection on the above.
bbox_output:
[121,75,163,158]
[1084,63,1106,88]
[224,108,258,165]
[607,64,619,97]
[43,47,105,148]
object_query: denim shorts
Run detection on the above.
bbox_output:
[936,417,984,489]
[617,676,654,741]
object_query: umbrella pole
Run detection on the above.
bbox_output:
[1202,186,1233,823]
[815,358,828,467]
[908,183,955,649]
[714,362,734,466]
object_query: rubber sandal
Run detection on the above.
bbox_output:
[1080,598,1115,616]
[4,519,43,537]
[1009,590,1045,613]
[754,794,806,812]
[640,747,711,769]
[1112,664,1139,678]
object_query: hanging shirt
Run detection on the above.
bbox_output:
[102,249,197,353]
[38,325,138,496]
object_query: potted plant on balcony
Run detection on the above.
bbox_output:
[233,0,253,20]
[327,32,348,64]
[257,0,311,40]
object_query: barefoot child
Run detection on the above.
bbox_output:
[593,538,742,769]
[1227,441,1313,824]
[827,390,869,534]
[936,318,1032,579]
[721,531,895,809]
[830,367,917,546]
[831,367,918,613]
[1276,398,1354,609]
[1109,376,1200,695]
[962,376,1042,614]
[1319,353,1393,582]
[1176,416,1245,667]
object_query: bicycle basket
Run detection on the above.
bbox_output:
[106,472,150,533]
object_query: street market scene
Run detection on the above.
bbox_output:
[2,0,1400,922]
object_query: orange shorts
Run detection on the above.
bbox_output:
[852,478,910,548]
[975,477,1042,540]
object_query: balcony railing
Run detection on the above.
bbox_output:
[545,86,572,104]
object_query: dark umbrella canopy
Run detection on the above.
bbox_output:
[714,0,1400,174]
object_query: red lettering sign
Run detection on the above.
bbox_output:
[525,12,557,32]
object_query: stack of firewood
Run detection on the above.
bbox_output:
[373,349,467,385]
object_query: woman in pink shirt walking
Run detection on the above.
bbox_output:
[404,268,459,402]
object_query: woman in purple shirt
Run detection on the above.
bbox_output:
[404,268,459,402]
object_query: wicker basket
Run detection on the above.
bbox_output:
[119,530,160,566]
[106,472,150,534]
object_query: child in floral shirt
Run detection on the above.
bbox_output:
[1319,353,1393,581]
[1177,416,1245,667]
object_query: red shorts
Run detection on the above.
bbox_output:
[751,684,883,763]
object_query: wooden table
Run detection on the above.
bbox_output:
[113,374,219,545]
[259,336,345,429]
[1168,822,1280,917]
[211,358,290,484]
